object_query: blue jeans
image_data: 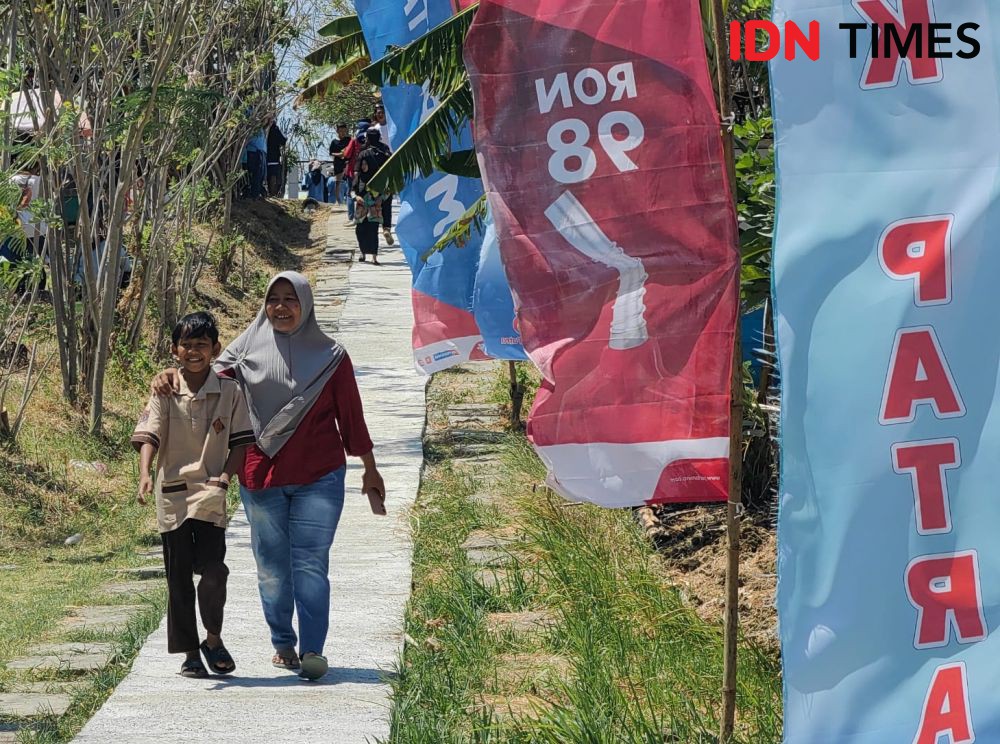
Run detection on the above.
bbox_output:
[305,178,325,202]
[346,189,356,220]
[241,467,346,656]
[325,175,348,204]
[245,151,265,198]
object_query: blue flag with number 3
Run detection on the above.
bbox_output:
[354,0,525,373]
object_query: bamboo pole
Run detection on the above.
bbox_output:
[706,0,744,740]
[508,360,524,428]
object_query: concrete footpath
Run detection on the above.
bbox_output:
[75,215,425,743]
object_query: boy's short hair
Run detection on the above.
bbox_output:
[337,122,348,129]
[172,311,219,346]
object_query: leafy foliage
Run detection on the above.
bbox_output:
[0,173,26,257]
[302,78,379,130]
[298,15,371,103]
[436,148,479,178]
[304,30,368,68]
[301,7,478,208]
[362,4,476,97]
[734,117,773,311]
[299,53,370,102]
[423,193,488,260]
[317,13,362,39]
[367,83,474,195]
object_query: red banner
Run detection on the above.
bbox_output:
[465,0,739,506]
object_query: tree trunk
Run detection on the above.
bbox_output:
[88,191,128,435]
[45,224,80,405]
[1,6,16,169]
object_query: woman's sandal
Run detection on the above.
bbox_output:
[180,656,209,678]
[299,652,329,681]
[200,640,236,675]
[272,651,300,670]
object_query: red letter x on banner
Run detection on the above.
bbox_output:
[854,0,942,88]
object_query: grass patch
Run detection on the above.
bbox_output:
[0,342,170,742]
[0,338,159,665]
[384,367,782,743]
[2,595,167,743]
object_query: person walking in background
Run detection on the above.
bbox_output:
[327,123,351,206]
[152,273,387,681]
[321,161,337,204]
[243,125,267,199]
[133,312,253,679]
[265,117,287,198]
[360,129,394,247]
[363,105,395,245]
[302,160,325,202]
[4,162,50,292]
[340,122,368,225]
[11,163,47,259]
[368,102,387,136]
[351,148,384,265]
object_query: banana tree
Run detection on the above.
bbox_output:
[300,7,484,251]
[297,14,371,103]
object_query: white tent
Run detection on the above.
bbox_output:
[8,89,92,136]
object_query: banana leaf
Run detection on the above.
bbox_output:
[422,193,489,260]
[367,82,474,195]
[436,148,479,178]
[362,4,476,98]
[317,14,363,39]
[297,54,369,103]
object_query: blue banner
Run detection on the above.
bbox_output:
[354,0,524,373]
[475,211,528,360]
[772,2,1000,741]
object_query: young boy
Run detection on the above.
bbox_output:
[132,312,255,678]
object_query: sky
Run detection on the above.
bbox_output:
[277,0,347,162]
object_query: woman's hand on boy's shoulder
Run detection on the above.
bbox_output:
[151,367,180,396]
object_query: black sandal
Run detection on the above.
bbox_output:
[181,656,208,678]
[272,651,300,670]
[200,640,236,675]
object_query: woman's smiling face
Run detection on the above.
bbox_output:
[265,279,302,333]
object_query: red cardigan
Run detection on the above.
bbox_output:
[229,355,373,490]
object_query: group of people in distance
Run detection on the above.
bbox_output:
[133,272,386,681]
[242,114,288,199]
[305,103,394,265]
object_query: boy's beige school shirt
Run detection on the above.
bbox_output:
[131,373,255,533]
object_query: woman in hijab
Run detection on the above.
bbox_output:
[302,160,325,202]
[153,271,385,681]
[351,144,385,265]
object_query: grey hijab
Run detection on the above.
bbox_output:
[215,271,346,457]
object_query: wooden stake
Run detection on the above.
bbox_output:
[722,338,744,742]
[508,360,524,429]
[705,0,744,739]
